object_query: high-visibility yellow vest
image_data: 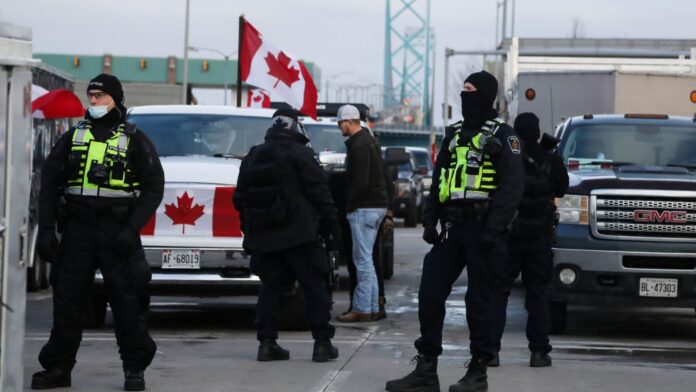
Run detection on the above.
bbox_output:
[65,121,140,198]
[438,118,504,203]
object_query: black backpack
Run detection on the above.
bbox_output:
[243,145,294,228]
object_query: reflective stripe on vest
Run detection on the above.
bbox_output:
[439,118,503,203]
[66,123,140,198]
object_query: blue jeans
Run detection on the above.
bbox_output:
[347,208,386,313]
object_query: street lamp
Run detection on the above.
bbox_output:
[188,46,237,105]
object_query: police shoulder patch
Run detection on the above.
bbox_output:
[507,136,521,154]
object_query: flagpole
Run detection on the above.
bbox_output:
[236,14,245,107]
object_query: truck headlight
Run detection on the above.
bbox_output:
[555,194,589,225]
[397,181,411,197]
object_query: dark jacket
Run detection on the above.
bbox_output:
[511,142,569,237]
[344,128,388,212]
[39,108,165,232]
[422,110,524,234]
[233,128,338,254]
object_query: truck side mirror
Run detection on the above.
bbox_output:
[384,147,410,166]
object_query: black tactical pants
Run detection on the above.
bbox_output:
[495,232,554,354]
[255,242,335,341]
[414,218,507,360]
[39,216,156,372]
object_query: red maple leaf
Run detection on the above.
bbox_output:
[164,191,205,234]
[265,51,300,88]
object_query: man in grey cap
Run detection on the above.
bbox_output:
[336,105,388,322]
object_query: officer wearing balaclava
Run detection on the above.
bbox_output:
[32,73,164,391]
[386,70,524,392]
[493,112,569,369]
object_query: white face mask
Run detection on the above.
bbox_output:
[88,105,109,119]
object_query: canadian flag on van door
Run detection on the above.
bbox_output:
[140,186,241,237]
[239,18,318,118]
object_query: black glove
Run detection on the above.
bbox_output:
[113,225,141,256]
[322,218,343,252]
[479,227,507,252]
[483,136,503,156]
[422,224,439,244]
[37,229,60,263]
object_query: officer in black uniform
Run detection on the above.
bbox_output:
[492,112,569,368]
[233,109,342,363]
[386,70,524,392]
[32,74,164,391]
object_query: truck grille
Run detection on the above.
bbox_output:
[592,190,696,242]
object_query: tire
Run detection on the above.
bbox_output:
[279,284,309,331]
[404,200,418,228]
[549,301,567,335]
[27,254,49,292]
[82,294,108,329]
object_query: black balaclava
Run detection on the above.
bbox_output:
[461,70,498,127]
[86,74,126,134]
[514,112,541,142]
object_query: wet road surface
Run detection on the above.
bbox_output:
[24,226,696,391]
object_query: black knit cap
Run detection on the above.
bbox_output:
[271,108,301,132]
[86,73,124,105]
[514,112,541,142]
[464,70,498,106]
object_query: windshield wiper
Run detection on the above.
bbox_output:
[212,153,245,159]
[667,162,696,170]
[575,160,636,167]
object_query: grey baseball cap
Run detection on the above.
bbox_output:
[336,104,361,121]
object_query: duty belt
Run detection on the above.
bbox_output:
[443,201,489,225]
[66,203,132,222]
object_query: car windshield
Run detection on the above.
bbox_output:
[560,121,696,167]
[128,113,269,157]
[304,123,346,153]
[411,151,433,171]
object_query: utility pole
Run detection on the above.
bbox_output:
[182,0,190,104]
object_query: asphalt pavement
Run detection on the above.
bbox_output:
[23,225,696,391]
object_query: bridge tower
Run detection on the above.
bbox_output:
[383,0,435,127]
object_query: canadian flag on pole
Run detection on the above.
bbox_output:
[239,19,318,118]
[246,88,270,108]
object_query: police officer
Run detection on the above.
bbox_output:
[233,109,342,363]
[32,74,164,391]
[492,112,569,368]
[385,70,524,392]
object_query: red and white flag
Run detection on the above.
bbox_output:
[240,19,318,118]
[140,186,241,237]
[31,85,84,119]
[246,88,270,108]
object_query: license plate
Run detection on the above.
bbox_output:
[639,277,678,298]
[161,249,201,269]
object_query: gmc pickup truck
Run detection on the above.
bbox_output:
[550,114,696,333]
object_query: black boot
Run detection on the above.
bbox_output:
[124,369,145,391]
[312,339,339,362]
[257,339,290,361]
[385,354,440,392]
[530,352,552,367]
[31,368,71,390]
[487,352,499,367]
[449,357,488,392]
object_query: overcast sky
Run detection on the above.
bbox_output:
[2,0,695,124]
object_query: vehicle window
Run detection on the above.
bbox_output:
[412,151,433,170]
[304,124,346,153]
[128,113,269,157]
[560,122,696,166]
[399,161,413,172]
